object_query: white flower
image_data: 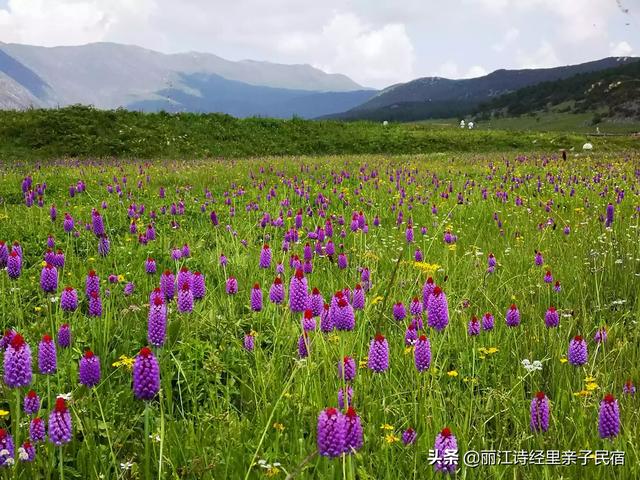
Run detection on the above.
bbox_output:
[0,449,9,456]
[51,296,60,303]
[521,359,542,372]
[18,447,29,461]
[120,461,134,470]
[57,393,72,401]
[4,457,15,466]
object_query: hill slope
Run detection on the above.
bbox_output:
[328,57,638,121]
[0,41,369,118]
[473,60,640,121]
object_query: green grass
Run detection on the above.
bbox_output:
[0,152,639,479]
[421,112,640,134]
[0,106,637,160]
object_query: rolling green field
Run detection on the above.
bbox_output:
[0,152,639,479]
[0,106,637,161]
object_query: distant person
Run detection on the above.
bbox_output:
[562,150,567,161]
[460,120,466,129]
[468,122,474,129]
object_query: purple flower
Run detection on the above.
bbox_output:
[219,253,228,267]
[3,334,32,388]
[0,429,14,466]
[545,307,559,328]
[269,277,285,304]
[623,380,636,395]
[85,270,100,297]
[289,269,308,312]
[598,394,620,438]
[405,323,418,346]
[320,303,333,333]
[402,428,417,446]
[393,302,406,321]
[161,270,176,300]
[60,287,78,312]
[48,398,72,445]
[338,356,356,381]
[88,292,102,317]
[225,276,238,295]
[57,324,71,348]
[487,253,496,273]
[7,250,22,280]
[91,209,105,236]
[145,258,157,274]
[176,267,192,290]
[534,251,544,266]
[338,386,353,409]
[568,335,588,366]
[297,333,310,358]
[40,263,58,293]
[124,282,135,296]
[337,253,348,270]
[133,347,160,400]
[414,335,431,372]
[250,283,263,312]
[352,285,365,310]
[344,407,363,453]
[427,287,449,331]
[433,427,458,474]
[0,241,7,269]
[38,334,57,375]
[24,390,40,415]
[594,327,607,344]
[368,334,389,373]
[468,317,480,336]
[19,441,36,462]
[302,310,316,331]
[481,312,494,331]
[544,270,553,284]
[243,334,255,352]
[98,235,110,256]
[605,203,614,228]
[554,281,561,292]
[317,408,346,458]
[409,297,422,316]
[148,296,167,347]
[63,213,74,233]
[530,392,550,432]
[506,304,521,327]
[29,418,46,443]
[334,297,355,331]
[177,283,194,313]
[259,244,272,269]
[79,350,101,387]
[192,272,205,300]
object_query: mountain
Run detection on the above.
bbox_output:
[0,41,372,118]
[327,57,639,121]
[474,60,640,121]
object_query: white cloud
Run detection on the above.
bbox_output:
[466,65,488,77]
[492,27,519,52]
[276,12,415,87]
[0,0,157,46]
[516,41,561,69]
[610,40,633,56]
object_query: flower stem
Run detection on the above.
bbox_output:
[144,402,151,480]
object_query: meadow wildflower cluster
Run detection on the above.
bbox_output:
[0,153,638,478]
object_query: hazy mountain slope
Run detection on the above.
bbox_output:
[0,42,364,110]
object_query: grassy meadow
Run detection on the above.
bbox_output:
[0,151,639,479]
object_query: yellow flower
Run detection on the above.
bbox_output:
[447,370,459,377]
[34,306,42,312]
[89,257,95,262]
[413,262,440,275]
[265,466,280,477]
[448,245,457,251]
[574,390,591,397]
[40,260,47,267]
[584,376,596,383]
[359,358,368,369]
[404,346,414,355]
[283,392,292,399]
[384,433,399,444]
[118,274,125,282]
[0,409,9,418]
[328,333,340,344]
[272,423,285,432]
[371,296,384,306]
[560,357,568,364]
[380,424,394,431]
[586,382,599,391]
[249,330,258,337]
[112,355,135,370]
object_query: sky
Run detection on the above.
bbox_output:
[0,0,638,88]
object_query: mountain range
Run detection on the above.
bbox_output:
[0,41,638,121]
[0,42,375,118]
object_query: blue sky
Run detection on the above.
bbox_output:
[0,0,638,88]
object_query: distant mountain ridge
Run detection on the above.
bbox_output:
[326,57,639,121]
[0,41,372,118]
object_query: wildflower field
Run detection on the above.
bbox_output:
[0,152,639,479]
